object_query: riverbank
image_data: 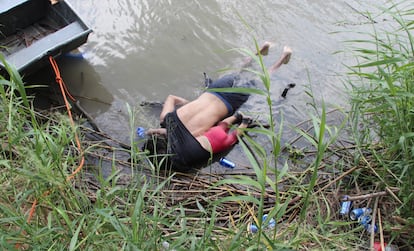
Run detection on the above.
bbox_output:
[1,55,412,251]
[1,95,411,250]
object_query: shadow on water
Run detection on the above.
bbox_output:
[25,53,113,114]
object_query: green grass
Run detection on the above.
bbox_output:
[343,1,414,248]
[346,1,414,219]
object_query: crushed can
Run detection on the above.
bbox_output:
[136,127,146,138]
[339,195,352,216]
[365,223,378,233]
[248,223,258,233]
[219,157,235,168]
[262,214,276,229]
[350,207,372,220]
[358,215,378,233]
[358,215,372,225]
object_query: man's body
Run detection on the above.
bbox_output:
[149,44,292,137]
[158,92,229,137]
[145,44,292,171]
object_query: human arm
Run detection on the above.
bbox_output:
[159,95,190,122]
[146,128,167,136]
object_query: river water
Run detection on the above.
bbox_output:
[49,0,388,171]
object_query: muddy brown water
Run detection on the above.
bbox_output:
[28,0,389,174]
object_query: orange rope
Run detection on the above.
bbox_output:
[27,198,38,223]
[48,56,85,180]
[18,57,85,249]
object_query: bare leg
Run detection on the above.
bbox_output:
[242,41,272,68]
[159,95,189,122]
[268,46,292,75]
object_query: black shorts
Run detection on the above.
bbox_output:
[207,73,257,115]
[165,110,211,171]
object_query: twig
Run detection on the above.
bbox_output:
[359,153,403,205]
[345,3,377,23]
[340,188,400,201]
[386,186,403,205]
[370,197,379,250]
[378,208,385,251]
[314,165,359,195]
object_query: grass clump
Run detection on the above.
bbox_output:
[344,1,414,248]
[347,1,414,221]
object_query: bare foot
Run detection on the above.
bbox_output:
[241,41,272,67]
[282,46,292,64]
[257,41,272,56]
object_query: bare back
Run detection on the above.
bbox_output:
[176,92,229,137]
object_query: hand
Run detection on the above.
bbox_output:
[241,117,253,125]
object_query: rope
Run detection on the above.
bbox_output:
[23,56,85,232]
[48,56,85,180]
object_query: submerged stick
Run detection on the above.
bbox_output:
[74,101,101,132]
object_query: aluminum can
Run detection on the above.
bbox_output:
[262,214,276,229]
[358,215,372,225]
[136,127,146,138]
[339,196,352,216]
[365,223,378,233]
[358,215,378,233]
[350,207,372,220]
[248,223,258,233]
[219,157,235,168]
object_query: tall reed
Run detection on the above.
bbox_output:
[346,1,414,218]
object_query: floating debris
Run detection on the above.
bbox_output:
[281,83,296,98]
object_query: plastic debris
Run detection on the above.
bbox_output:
[373,242,400,251]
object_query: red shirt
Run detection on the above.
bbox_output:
[203,122,238,153]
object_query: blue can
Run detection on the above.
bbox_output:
[339,196,352,216]
[248,223,258,233]
[136,127,146,138]
[219,157,235,168]
[262,214,276,229]
[365,223,378,233]
[350,207,372,220]
[358,215,372,225]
